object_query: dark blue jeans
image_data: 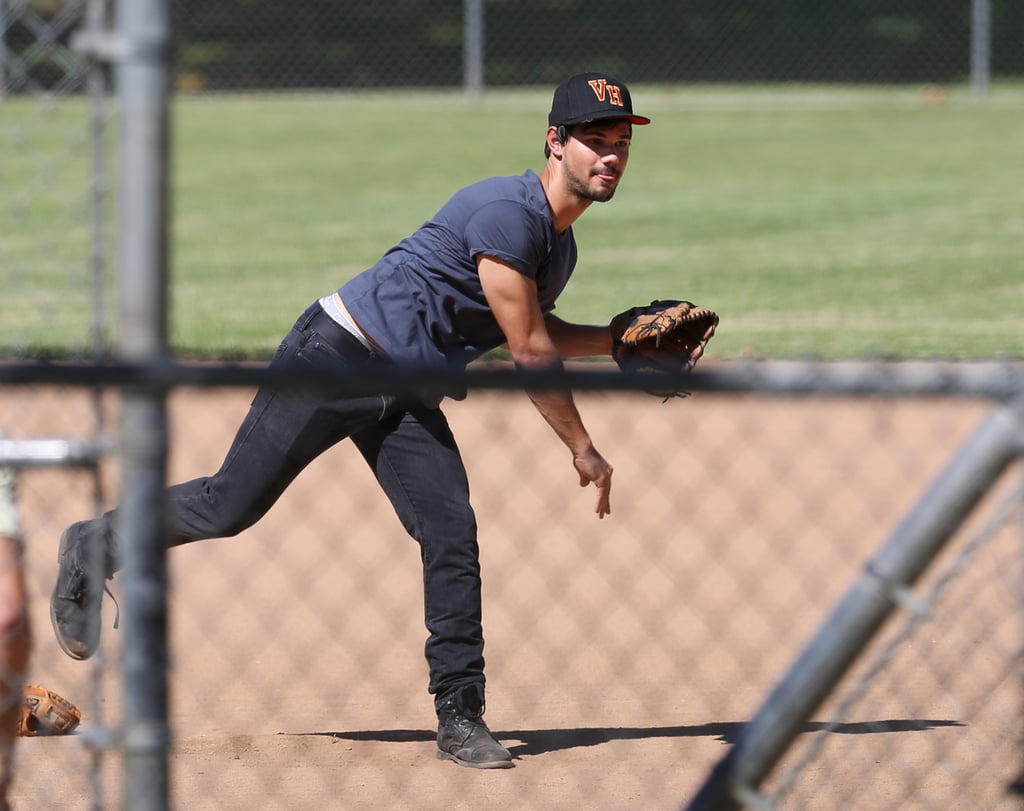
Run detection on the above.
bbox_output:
[105,302,485,705]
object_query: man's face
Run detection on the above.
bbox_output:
[561,119,632,203]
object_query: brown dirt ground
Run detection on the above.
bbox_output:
[2,381,1021,810]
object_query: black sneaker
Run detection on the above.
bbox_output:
[50,519,118,661]
[436,683,513,769]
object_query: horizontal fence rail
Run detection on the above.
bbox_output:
[2,360,1023,399]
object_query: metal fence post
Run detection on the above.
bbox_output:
[970,0,991,101]
[114,0,172,808]
[0,0,7,100]
[463,0,484,101]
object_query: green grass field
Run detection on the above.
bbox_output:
[3,83,1023,359]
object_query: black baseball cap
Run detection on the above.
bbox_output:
[548,72,651,127]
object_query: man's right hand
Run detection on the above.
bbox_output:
[573,446,613,518]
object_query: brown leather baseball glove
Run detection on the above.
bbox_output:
[610,299,719,398]
[18,684,81,737]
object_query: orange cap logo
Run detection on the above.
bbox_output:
[587,78,623,107]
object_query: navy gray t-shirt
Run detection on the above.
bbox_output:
[338,169,577,370]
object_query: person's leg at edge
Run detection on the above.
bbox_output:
[352,406,513,769]
[0,457,29,808]
[0,534,28,809]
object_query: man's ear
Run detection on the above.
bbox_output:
[546,126,565,158]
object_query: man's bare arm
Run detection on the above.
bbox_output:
[542,313,613,358]
[477,256,612,517]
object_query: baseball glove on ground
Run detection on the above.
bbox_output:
[610,299,719,398]
[18,685,81,737]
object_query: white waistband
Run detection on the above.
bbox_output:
[318,294,373,352]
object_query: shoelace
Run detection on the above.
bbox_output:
[70,580,120,630]
[105,584,120,630]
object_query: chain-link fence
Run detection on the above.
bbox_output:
[0,0,113,356]
[164,0,1021,91]
[1,375,1021,809]
[3,1,1022,96]
[1,3,116,803]
[3,1,1024,809]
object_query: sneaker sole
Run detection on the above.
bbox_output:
[436,749,514,769]
[50,526,92,661]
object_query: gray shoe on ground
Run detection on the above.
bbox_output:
[50,519,117,661]
[436,683,513,769]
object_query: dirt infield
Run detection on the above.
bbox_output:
[4,384,1021,809]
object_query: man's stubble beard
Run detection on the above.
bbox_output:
[564,164,618,204]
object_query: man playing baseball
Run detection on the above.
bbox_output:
[51,71,650,769]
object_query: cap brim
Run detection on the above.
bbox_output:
[564,111,651,126]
